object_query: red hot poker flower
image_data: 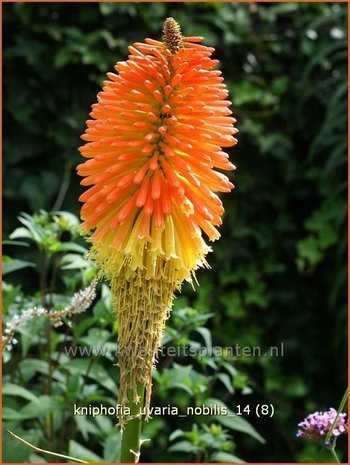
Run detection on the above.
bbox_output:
[77,18,237,423]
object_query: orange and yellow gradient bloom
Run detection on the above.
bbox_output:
[77,18,237,421]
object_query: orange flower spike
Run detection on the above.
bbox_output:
[77,18,237,425]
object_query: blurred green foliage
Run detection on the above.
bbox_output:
[3,2,347,463]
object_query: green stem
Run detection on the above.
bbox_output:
[120,383,145,463]
[324,388,348,444]
[318,387,348,462]
[7,430,88,463]
[329,446,340,463]
[45,319,54,454]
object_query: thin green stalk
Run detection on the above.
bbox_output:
[45,319,54,454]
[120,383,145,463]
[8,430,88,463]
[329,446,340,463]
[324,388,348,444]
[318,387,348,462]
[39,250,55,456]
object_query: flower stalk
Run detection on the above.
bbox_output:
[120,383,145,463]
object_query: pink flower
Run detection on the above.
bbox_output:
[297,408,348,441]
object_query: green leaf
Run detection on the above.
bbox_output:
[18,359,65,383]
[3,407,29,421]
[66,373,81,398]
[3,427,39,462]
[74,415,100,441]
[99,2,119,15]
[20,317,46,357]
[60,253,90,270]
[57,243,87,254]
[95,415,113,434]
[297,236,323,270]
[195,327,212,350]
[69,440,102,462]
[62,359,118,394]
[19,359,50,380]
[2,239,30,247]
[29,453,47,463]
[3,257,35,275]
[53,210,80,226]
[19,395,63,419]
[211,451,245,463]
[93,284,113,323]
[54,48,75,69]
[73,316,98,339]
[221,361,238,378]
[9,227,34,241]
[217,373,235,394]
[103,432,121,462]
[169,429,185,441]
[2,383,38,402]
[17,213,44,243]
[205,398,265,444]
[79,328,111,350]
[168,440,201,453]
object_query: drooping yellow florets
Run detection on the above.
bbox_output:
[77,18,237,424]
